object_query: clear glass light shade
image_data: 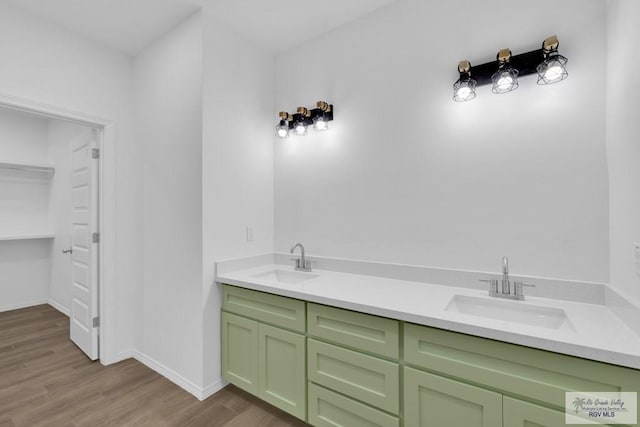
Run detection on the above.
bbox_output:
[293,120,308,136]
[453,77,477,102]
[313,114,329,132]
[536,53,568,85]
[275,121,289,138]
[491,67,519,94]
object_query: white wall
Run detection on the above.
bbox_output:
[606,0,640,304]
[0,2,138,360]
[135,11,204,388]
[202,10,274,389]
[0,109,52,311]
[274,0,609,283]
[47,120,93,313]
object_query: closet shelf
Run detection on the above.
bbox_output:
[0,233,55,241]
[0,161,55,176]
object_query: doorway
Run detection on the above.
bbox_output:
[0,92,114,362]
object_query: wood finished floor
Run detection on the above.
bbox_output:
[0,305,310,427]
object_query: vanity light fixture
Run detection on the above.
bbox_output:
[312,101,332,132]
[275,101,334,137]
[491,49,519,94]
[275,112,292,139]
[293,107,310,136]
[536,35,568,85]
[453,60,477,102]
[452,35,568,102]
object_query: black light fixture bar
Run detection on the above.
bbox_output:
[453,35,568,102]
[275,101,334,138]
[471,49,545,86]
[288,104,334,129]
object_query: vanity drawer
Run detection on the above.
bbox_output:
[308,382,400,427]
[404,322,640,411]
[308,303,399,359]
[222,285,305,333]
[308,338,400,415]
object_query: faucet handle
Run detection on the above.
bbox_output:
[514,281,535,297]
[480,279,499,294]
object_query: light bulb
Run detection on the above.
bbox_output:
[536,52,568,85]
[491,67,519,94]
[544,65,563,82]
[313,115,328,132]
[497,74,513,90]
[456,86,471,99]
[294,121,308,136]
[452,76,477,102]
[275,120,289,138]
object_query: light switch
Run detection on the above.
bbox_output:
[246,226,254,242]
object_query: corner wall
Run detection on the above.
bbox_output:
[202,10,275,390]
[274,0,609,283]
[606,0,640,304]
[135,11,204,390]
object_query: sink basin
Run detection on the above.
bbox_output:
[445,295,574,331]
[251,269,319,284]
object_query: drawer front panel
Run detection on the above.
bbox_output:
[222,284,305,332]
[308,383,400,427]
[308,339,400,415]
[308,303,399,359]
[404,323,640,411]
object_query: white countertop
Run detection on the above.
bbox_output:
[217,263,640,370]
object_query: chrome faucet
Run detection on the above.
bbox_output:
[501,256,510,295]
[290,243,312,272]
[480,256,535,300]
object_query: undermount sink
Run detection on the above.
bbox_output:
[445,294,574,331]
[251,269,319,284]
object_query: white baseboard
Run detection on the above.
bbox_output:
[48,299,70,317]
[202,378,228,400]
[133,351,211,401]
[0,299,48,313]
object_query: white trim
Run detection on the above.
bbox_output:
[0,91,117,365]
[202,379,228,400]
[0,299,49,313]
[48,299,70,316]
[133,351,207,400]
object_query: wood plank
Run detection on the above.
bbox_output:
[0,305,310,426]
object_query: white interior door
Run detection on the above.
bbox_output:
[69,129,99,360]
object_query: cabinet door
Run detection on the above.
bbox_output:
[258,323,306,420]
[221,311,258,394]
[503,397,568,427]
[404,367,502,427]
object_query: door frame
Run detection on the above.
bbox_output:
[0,91,117,364]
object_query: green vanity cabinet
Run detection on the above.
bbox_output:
[404,366,503,427]
[221,284,640,427]
[221,285,307,420]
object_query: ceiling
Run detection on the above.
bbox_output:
[4,0,399,55]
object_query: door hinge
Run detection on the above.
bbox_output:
[92,148,100,159]
[93,317,100,328]
[92,232,100,243]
